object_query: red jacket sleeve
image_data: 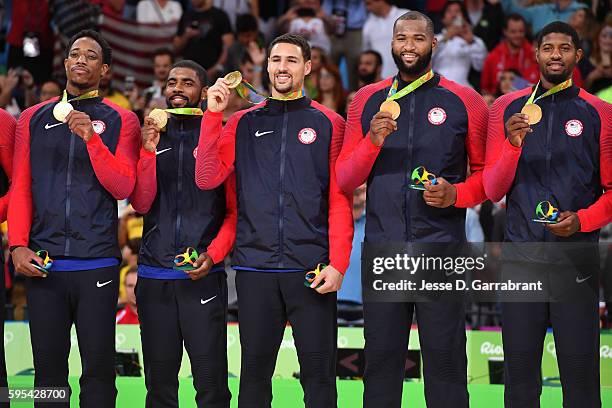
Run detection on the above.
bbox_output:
[195,109,246,190]
[206,172,237,264]
[86,104,140,199]
[576,90,612,232]
[0,109,16,222]
[129,148,157,214]
[483,90,531,203]
[335,80,391,194]
[313,101,354,275]
[440,78,489,208]
[8,103,45,248]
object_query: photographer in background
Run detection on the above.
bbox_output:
[0,68,38,116]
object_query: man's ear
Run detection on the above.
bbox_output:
[304,60,312,76]
[100,64,110,78]
[201,86,208,100]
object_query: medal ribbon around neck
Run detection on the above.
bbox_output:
[224,70,302,104]
[53,89,99,122]
[521,79,572,125]
[148,107,203,129]
[379,70,434,119]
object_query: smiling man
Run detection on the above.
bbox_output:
[7,30,140,407]
[195,33,353,407]
[484,21,611,407]
[129,60,235,407]
[336,11,488,407]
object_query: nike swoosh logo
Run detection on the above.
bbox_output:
[576,276,591,284]
[96,280,113,288]
[255,130,274,137]
[155,147,172,156]
[201,295,217,305]
[45,122,64,130]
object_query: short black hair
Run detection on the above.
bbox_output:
[66,29,112,65]
[394,11,435,37]
[361,50,383,67]
[236,13,258,34]
[153,48,174,63]
[536,21,581,49]
[171,60,208,87]
[504,13,526,30]
[268,33,311,62]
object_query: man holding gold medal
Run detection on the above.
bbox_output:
[196,33,353,407]
[7,30,140,407]
[484,22,611,407]
[336,11,488,407]
[130,60,235,407]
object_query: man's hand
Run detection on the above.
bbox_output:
[186,253,214,281]
[142,117,161,153]
[66,110,95,142]
[444,25,462,41]
[207,77,232,113]
[460,24,474,44]
[369,111,397,147]
[12,247,46,277]
[309,265,344,294]
[546,211,581,237]
[423,177,457,208]
[505,113,532,148]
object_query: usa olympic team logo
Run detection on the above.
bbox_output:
[427,107,447,125]
[91,120,106,134]
[298,128,317,144]
[565,120,583,137]
[193,147,198,159]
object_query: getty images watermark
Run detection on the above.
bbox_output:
[361,243,605,302]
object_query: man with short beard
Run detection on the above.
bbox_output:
[484,22,610,407]
[130,60,235,407]
[195,33,353,407]
[336,11,488,408]
[357,50,383,88]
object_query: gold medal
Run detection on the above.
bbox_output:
[53,102,73,122]
[224,71,243,89]
[379,100,401,120]
[521,103,542,125]
[149,108,168,129]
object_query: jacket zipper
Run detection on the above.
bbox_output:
[175,122,184,250]
[278,104,289,267]
[544,95,555,242]
[405,94,416,241]
[63,101,78,255]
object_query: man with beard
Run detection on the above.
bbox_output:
[130,60,235,407]
[195,33,353,407]
[484,22,610,407]
[357,50,383,88]
[8,30,140,407]
[336,11,488,407]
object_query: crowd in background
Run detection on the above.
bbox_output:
[0,0,611,328]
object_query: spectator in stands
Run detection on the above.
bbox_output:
[304,46,328,99]
[226,13,263,73]
[174,0,233,79]
[356,50,383,88]
[279,0,333,54]
[6,0,55,84]
[466,0,506,51]
[0,68,38,116]
[433,0,487,87]
[481,14,539,95]
[323,0,368,90]
[315,62,347,116]
[136,0,183,23]
[569,7,596,58]
[213,0,256,30]
[39,80,62,102]
[116,268,139,324]
[144,48,174,106]
[363,0,409,79]
[579,19,612,94]
[99,66,132,110]
[500,0,587,35]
